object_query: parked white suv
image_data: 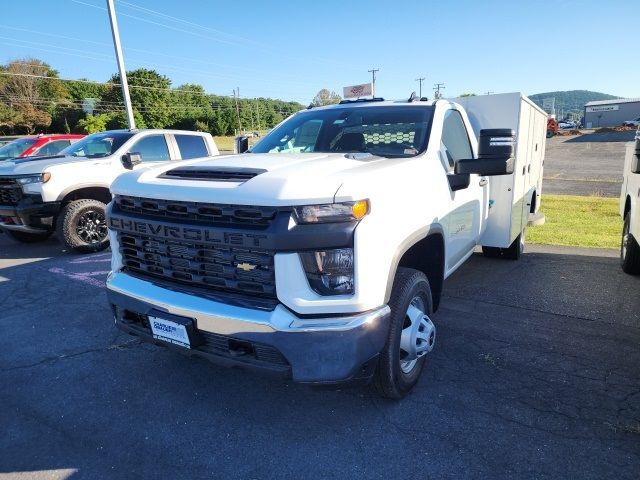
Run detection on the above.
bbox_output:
[105,93,546,398]
[620,130,640,273]
[0,129,218,252]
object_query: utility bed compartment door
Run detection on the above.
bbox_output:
[451,92,547,248]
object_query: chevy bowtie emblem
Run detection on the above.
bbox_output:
[236,262,257,272]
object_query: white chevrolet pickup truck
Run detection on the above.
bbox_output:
[106,93,546,398]
[620,130,640,273]
[0,129,218,252]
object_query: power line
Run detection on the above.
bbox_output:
[117,0,261,47]
[0,24,332,84]
[71,0,264,49]
[1,41,318,99]
[0,71,234,97]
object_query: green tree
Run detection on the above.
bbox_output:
[77,114,110,134]
[459,93,477,97]
[0,102,23,134]
[103,69,173,128]
[311,89,341,106]
[105,110,146,130]
[0,58,66,132]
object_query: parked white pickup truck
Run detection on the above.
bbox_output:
[0,129,218,252]
[620,130,640,273]
[105,93,546,398]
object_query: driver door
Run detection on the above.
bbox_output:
[440,109,486,269]
[125,134,173,169]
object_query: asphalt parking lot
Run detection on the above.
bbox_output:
[543,130,635,197]
[1,234,639,479]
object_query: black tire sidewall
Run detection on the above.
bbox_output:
[621,214,629,264]
[57,199,109,253]
[375,268,433,398]
[621,212,640,274]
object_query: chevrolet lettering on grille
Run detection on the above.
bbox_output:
[109,215,268,247]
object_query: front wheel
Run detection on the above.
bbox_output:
[56,199,110,253]
[373,268,435,399]
[621,212,640,274]
[5,230,53,243]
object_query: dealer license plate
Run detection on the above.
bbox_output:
[149,316,191,349]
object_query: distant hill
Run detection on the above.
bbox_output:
[529,90,622,115]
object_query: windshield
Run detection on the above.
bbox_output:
[60,131,134,158]
[0,138,36,161]
[251,105,434,158]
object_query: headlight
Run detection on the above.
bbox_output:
[294,200,369,224]
[16,173,50,186]
[299,248,354,295]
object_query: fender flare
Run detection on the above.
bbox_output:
[56,183,112,203]
[383,223,446,304]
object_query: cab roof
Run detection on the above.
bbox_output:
[307,98,439,112]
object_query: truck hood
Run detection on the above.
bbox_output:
[110,152,388,205]
[0,155,106,176]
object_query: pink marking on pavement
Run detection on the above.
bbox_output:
[69,253,111,265]
[48,267,109,288]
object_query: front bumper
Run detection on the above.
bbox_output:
[107,272,391,384]
[0,197,60,232]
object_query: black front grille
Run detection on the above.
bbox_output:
[114,195,278,228]
[119,232,276,298]
[0,178,22,205]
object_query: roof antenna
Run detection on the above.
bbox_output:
[408,91,418,102]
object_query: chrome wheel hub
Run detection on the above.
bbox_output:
[77,210,107,244]
[399,297,436,374]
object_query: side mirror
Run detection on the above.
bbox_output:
[235,136,250,154]
[121,152,142,170]
[447,173,470,191]
[455,128,515,176]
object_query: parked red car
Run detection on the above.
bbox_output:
[0,134,85,161]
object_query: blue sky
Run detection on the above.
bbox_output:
[0,0,638,104]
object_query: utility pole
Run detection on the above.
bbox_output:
[106,0,135,129]
[255,101,261,132]
[233,88,242,133]
[485,91,494,95]
[415,77,425,98]
[249,100,255,131]
[368,68,379,96]
[433,83,445,99]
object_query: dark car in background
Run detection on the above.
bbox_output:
[0,134,85,161]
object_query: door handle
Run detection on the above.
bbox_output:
[479,178,488,187]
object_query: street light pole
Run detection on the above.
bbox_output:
[106,0,135,129]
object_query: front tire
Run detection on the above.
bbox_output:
[373,268,435,399]
[5,230,53,243]
[56,199,109,253]
[621,212,640,274]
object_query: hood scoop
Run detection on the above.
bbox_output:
[160,165,267,183]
